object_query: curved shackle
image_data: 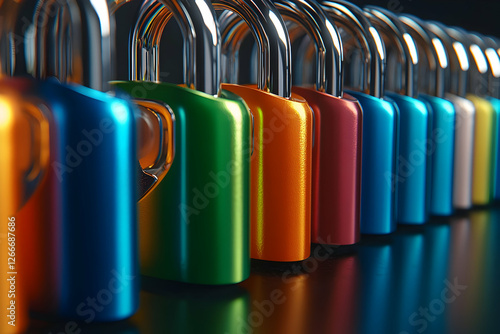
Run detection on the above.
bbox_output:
[218,0,343,97]
[364,6,418,98]
[481,35,500,98]
[275,0,343,97]
[468,33,500,98]
[130,0,221,96]
[0,0,110,91]
[399,15,447,98]
[215,0,292,98]
[33,0,114,91]
[425,21,469,97]
[320,0,386,98]
[447,26,489,96]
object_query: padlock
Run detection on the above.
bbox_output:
[362,7,431,224]
[215,0,313,261]
[218,0,361,246]
[447,26,497,205]
[481,35,500,200]
[0,82,50,333]
[112,0,252,282]
[425,21,476,210]
[278,0,362,245]
[2,0,175,321]
[397,15,457,217]
[467,33,500,204]
[321,1,399,234]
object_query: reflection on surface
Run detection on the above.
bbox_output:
[26,206,500,333]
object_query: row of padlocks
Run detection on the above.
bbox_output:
[1,0,499,329]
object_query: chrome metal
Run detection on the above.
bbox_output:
[399,15,447,98]
[426,21,469,97]
[273,0,343,97]
[447,26,488,96]
[0,0,114,91]
[320,0,385,98]
[469,33,500,99]
[216,0,292,98]
[364,6,417,98]
[218,0,343,97]
[131,0,220,95]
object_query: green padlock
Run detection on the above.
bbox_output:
[112,0,252,285]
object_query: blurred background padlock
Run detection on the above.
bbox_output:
[1,0,175,322]
[448,27,498,206]
[0,83,50,333]
[426,21,477,210]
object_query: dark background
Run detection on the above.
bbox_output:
[113,0,500,83]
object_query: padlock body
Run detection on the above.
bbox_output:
[293,87,362,245]
[222,84,313,261]
[486,97,500,201]
[419,94,456,216]
[345,90,399,234]
[0,79,36,333]
[445,94,475,209]
[16,79,139,321]
[467,94,497,205]
[386,92,430,224]
[112,81,251,284]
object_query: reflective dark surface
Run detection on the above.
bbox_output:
[27,204,500,334]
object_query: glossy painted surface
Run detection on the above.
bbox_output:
[386,92,430,224]
[29,205,500,334]
[486,97,500,200]
[111,81,251,284]
[293,87,362,245]
[222,84,313,262]
[467,94,497,205]
[446,94,475,209]
[419,94,456,216]
[0,79,48,333]
[14,78,139,321]
[346,90,399,235]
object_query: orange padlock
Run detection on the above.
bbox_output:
[216,0,313,261]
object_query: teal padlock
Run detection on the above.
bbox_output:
[363,7,432,224]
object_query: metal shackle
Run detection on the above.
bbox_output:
[399,15,447,98]
[426,21,469,97]
[131,0,221,96]
[320,0,386,98]
[217,0,343,97]
[216,0,292,98]
[273,0,343,97]
[447,26,488,96]
[364,6,418,98]
[468,33,500,99]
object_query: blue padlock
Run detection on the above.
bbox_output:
[1,0,174,321]
[398,15,457,216]
[363,7,432,224]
